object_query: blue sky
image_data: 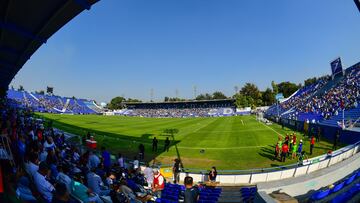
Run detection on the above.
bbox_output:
[10,0,360,102]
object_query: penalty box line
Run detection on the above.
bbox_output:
[255,118,284,138]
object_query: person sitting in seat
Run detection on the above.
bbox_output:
[16,176,37,202]
[56,165,72,192]
[52,183,70,203]
[70,177,104,203]
[152,169,164,197]
[24,152,39,178]
[86,167,110,196]
[34,162,55,202]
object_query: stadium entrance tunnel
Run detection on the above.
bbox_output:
[43,117,182,166]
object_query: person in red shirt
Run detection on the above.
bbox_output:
[292,134,296,144]
[281,143,289,162]
[310,136,315,155]
[152,169,165,197]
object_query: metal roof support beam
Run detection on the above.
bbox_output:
[0,59,14,67]
[0,21,47,44]
[73,0,92,10]
[0,45,30,59]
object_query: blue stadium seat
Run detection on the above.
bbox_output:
[331,181,345,193]
[345,174,357,185]
[310,189,330,201]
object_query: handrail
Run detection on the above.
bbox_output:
[59,127,360,179]
[181,140,360,175]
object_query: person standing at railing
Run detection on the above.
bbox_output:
[310,136,315,155]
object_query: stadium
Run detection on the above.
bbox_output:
[0,1,360,203]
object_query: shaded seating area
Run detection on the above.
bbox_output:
[309,168,360,202]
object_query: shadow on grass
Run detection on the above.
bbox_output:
[45,117,181,164]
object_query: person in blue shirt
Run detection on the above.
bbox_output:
[101,147,111,172]
[86,167,110,196]
[297,140,303,155]
[88,151,100,169]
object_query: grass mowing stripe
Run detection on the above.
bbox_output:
[38,113,335,170]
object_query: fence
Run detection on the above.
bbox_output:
[179,140,360,185]
[60,128,360,185]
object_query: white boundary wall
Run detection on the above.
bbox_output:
[180,141,360,185]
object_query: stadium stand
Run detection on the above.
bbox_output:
[6,89,102,114]
[266,62,360,123]
[265,62,360,145]
[121,99,236,118]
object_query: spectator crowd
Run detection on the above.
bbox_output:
[0,96,207,203]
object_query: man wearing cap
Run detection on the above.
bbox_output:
[34,162,55,202]
[152,169,165,197]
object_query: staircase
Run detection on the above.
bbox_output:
[218,187,242,202]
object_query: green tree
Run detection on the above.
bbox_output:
[234,93,249,108]
[212,91,227,100]
[277,82,300,98]
[195,93,212,100]
[262,88,275,106]
[126,98,142,103]
[108,96,126,109]
[304,77,317,86]
[240,83,262,106]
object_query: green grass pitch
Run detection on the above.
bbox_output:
[39,113,335,171]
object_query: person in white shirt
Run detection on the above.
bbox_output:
[39,147,48,162]
[44,136,56,152]
[24,153,39,178]
[118,153,124,168]
[133,156,139,170]
[72,149,80,163]
[143,164,154,187]
[56,165,72,192]
[34,162,55,202]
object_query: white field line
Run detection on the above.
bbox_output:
[176,145,267,150]
[255,118,284,138]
